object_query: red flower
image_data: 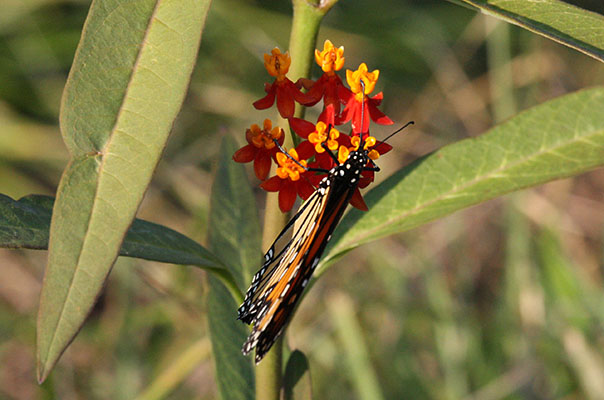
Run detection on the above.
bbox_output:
[304,74,351,125]
[260,147,315,212]
[349,188,369,211]
[233,119,284,180]
[338,63,393,134]
[339,92,394,134]
[302,41,351,126]
[289,118,351,169]
[236,44,402,216]
[253,48,312,118]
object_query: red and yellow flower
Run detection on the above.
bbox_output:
[338,63,393,134]
[253,48,312,118]
[304,40,351,126]
[234,41,397,213]
[233,119,284,180]
[261,147,315,212]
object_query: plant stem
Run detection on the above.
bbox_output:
[255,336,283,399]
[485,17,516,123]
[255,1,337,399]
[210,267,244,304]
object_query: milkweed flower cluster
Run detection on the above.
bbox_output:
[233,40,394,213]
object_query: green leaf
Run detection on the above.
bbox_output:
[0,193,225,269]
[0,194,54,250]
[0,193,242,307]
[283,350,313,400]
[458,0,604,63]
[37,0,211,382]
[536,228,600,330]
[206,137,259,400]
[134,338,211,400]
[206,137,262,291]
[321,87,604,272]
[328,293,385,400]
[207,276,255,400]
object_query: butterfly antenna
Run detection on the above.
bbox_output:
[272,138,329,173]
[379,120,414,144]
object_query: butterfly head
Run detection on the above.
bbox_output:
[329,147,369,187]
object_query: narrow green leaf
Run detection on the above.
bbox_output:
[206,136,259,400]
[0,194,225,270]
[537,228,602,330]
[38,0,211,381]
[459,0,604,63]
[283,350,313,400]
[134,338,211,400]
[0,192,242,308]
[562,328,604,399]
[0,194,54,250]
[321,87,604,272]
[328,293,385,400]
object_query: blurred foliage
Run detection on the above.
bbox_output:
[1,0,603,399]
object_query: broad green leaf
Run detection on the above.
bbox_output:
[207,276,255,400]
[458,0,604,63]
[206,137,258,400]
[37,0,211,382]
[206,137,262,291]
[321,87,604,272]
[283,350,313,400]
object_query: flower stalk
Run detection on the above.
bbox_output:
[257,2,327,397]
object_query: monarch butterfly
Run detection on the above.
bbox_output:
[237,115,413,363]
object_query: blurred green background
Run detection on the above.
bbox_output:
[1,0,604,399]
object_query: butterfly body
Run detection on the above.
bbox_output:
[237,148,371,363]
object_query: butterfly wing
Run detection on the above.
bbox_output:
[240,179,355,363]
[237,187,326,324]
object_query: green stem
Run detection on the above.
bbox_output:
[286,0,337,145]
[485,17,516,123]
[255,1,337,399]
[255,336,284,399]
[210,267,244,304]
[288,0,323,100]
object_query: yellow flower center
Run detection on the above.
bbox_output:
[249,119,283,149]
[276,149,307,181]
[264,48,291,81]
[337,145,350,164]
[346,63,379,101]
[315,40,345,74]
[368,149,380,160]
[349,136,380,160]
[308,122,340,153]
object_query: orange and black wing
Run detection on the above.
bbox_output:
[238,180,354,363]
[237,186,326,324]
